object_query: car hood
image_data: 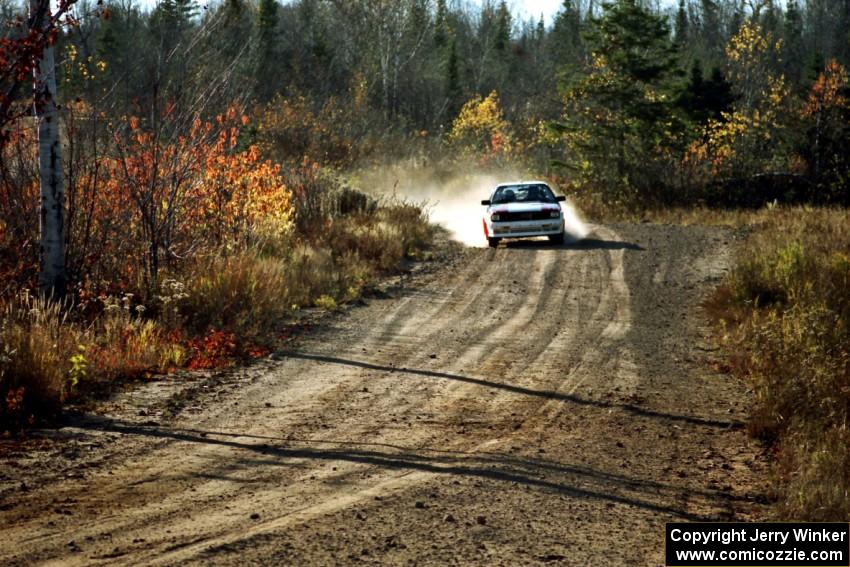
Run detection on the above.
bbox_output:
[489,202,560,213]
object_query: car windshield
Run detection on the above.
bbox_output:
[491,184,556,204]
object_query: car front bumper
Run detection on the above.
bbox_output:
[488,218,565,238]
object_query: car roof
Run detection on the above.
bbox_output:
[495,181,551,189]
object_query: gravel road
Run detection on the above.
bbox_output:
[0,223,768,566]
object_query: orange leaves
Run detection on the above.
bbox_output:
[81,105,294,284]
[196,127,293,246]
[803,60,849,119]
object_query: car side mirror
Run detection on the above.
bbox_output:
[556,196,566,202]
[481,200,491,206]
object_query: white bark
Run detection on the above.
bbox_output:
[30,0,66,297]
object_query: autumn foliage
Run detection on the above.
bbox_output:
[0,0,74,143]
[0,97,435,428]
[448,91,514,166]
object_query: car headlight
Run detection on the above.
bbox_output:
[491,213,501,221]
[549,210,560,218]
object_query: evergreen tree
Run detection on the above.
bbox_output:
[804,50,826,90]
[444,33,462,117]
[783,0,804,86]
[678,59,734,123]
[254,0,279,102]
[556,0,682,199]
[704,66,735,116]
[761,0,780,39]
[837,0,850,65]
[674,0,689,48]
[494,1,511,52]
[585,0,678,86]
[434,0,448,48]
[549,0,581,68]
[729,4,744,38]
[535,14,545,47]
[218,0,252,61]
[699,0,722,62]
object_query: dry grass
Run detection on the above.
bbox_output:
[327,203,433,270]
[0,295,79,425]
[0,293,183,427]
[708,207,850,520]
[181,253,291,344]
[1,186,434,429]
[567,189,819,228]
[86,302,185,381]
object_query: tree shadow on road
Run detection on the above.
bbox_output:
[275,352,742,431]
[75,416,734,522]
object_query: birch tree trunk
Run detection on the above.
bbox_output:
[30,0,66,298]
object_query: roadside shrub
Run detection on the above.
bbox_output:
[0,167,433,430]
[313,295,338,311]
[0,294,77,426]
[0,292,183,428]
[86,298,185,381]
[328,204,432,270]
[286,164,377,237]
[283,243,340,308]
[180,252,290,345]
[781,427,850,521]
[710,207,850,520]
[448,91,515,167]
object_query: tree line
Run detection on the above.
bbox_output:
[3,0,846,144]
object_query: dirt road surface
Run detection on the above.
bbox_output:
[0,223,768,566]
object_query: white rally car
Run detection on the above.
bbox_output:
[481,181,567,248]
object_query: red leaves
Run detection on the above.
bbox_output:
[245,345,271,359]
[5,387,25,413]
[186,329,238,369]
[0,0,81,148]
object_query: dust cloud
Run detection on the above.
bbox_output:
[350,165,589,247]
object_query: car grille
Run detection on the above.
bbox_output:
[493,223,559,234]
[494,210,553,222]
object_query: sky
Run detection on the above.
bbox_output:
[510,0,565,23]
[129,0,681,24]
[128,0,570,22]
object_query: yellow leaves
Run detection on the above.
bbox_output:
[590,53,608,71]
[688,21,793,178]
[766,76,789,107]
[725,19,788,113]
[725,21,773,63]
[448,91,513,160]
[686,96,788,177]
